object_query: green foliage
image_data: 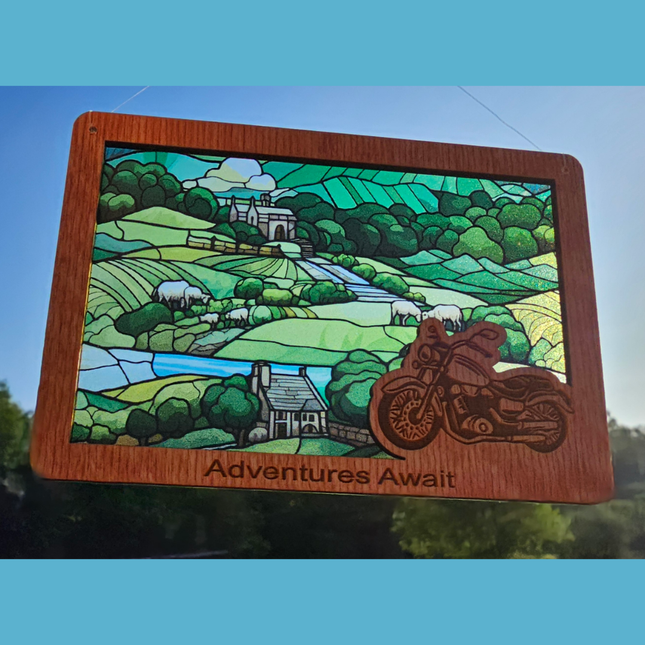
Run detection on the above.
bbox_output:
[125,409,158,446]
[98,193,136,223]
[474,215,503,243]
[372,273,409,296]
[184,187,218,220]
[392,498,573,558]
[235,278,264,301]
[156,398,194,439]
[498,203,542,230]
[353,263,376,281]
[335,254,357,268]
[469,190,494,210]
[416,213,450,230]
[453,227,504,264]
[325,351,387,428]
[389,203,416,221]
[300,281,354,305]
[468,305,529,363]
[439,193,471,216]
[464,206,486,222]
[436,229,459,254]
[257,288,297,306]
[420,226,443,250]
[448,215,471,234]
[502,226,539,263]
[115,303,173,338]
[532,225,556,253]
[0,382,31,471]
[201,377,260,446]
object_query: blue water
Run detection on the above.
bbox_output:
[152,353,332,400]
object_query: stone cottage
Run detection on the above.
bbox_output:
[250,362,328,440]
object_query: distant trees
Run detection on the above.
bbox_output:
[98,160,219,223]
[286,190,555,266]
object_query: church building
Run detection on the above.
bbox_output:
[228,194,297,241]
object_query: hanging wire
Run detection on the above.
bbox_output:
[457,86,542,152]
[111,86,150,113]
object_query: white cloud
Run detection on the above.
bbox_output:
[186,157,277,195]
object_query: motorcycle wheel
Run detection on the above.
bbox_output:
[377,388,441,451]
[526,402,567,453]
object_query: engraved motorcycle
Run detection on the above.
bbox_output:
[374,320,572,453]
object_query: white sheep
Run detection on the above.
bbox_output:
[422,304,464,332]
[390,300,422,326]
[184,285,212,307]
[226,307,250,327]
[153,280,190,310]
[199,313,220,327]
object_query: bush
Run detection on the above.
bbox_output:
[115,303,173,338]
[436,230,459,254]
[474,215,503,243]
[498,203,542,230]
[353,263,376,281]
[257,288,296,306]
[300,281,354,305]
[235,278,264,300]
[372,273,408,296]
[502,227,539,263]
[439,193,471,216]
[453,227,504,264]
[325,350,387,428]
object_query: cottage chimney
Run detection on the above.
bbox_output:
[298,366,307,377]
[259,361,271,388]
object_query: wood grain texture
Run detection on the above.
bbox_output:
[29,112,614,504]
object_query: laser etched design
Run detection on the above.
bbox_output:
[370,319,572,457]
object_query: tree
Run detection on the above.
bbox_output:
[474,215,503,243]
[498,203,541,230]
[325,351,387,428]
[125,409,158,446]
[436,229,459,254]
[502,226,539,263]
[392,498,573,558]
[156,398,194,440]
[439,193,471,216]
[184,187,218,220]
[453,227,504,264]
[0,382,31,472]
[201,377,260,447]
[115,303,173,338]
[235,278,264,301]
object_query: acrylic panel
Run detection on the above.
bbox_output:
[71,147,567,460]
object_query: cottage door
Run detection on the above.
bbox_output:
[276,422,288,439]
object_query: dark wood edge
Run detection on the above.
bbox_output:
[29,112,613,503]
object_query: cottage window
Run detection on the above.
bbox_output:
[294,413,300,421]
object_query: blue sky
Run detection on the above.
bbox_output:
[0,86,643,426]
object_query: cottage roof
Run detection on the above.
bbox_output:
[262,374,327,412]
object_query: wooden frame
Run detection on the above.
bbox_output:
[30,112,613,503]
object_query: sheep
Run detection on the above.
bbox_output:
[184,285,212,307]
[422,304,464,332]
[153,280,190,310]
[226,307,250,327]
[390,300,422,326]
[199,313,220,328]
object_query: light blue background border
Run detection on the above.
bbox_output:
[0,560,641,642]
[2,3,644,85]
